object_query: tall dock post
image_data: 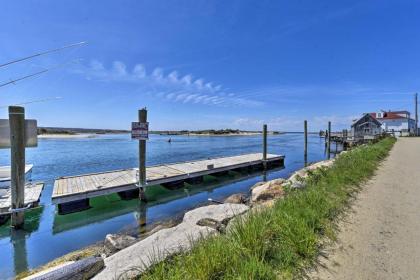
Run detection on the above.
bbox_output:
[9,106,26,228]
[262,124,268,171]
[415,93,418,136]
[327,121,331,159]
[304,120,308,164]
[139,108,147,202]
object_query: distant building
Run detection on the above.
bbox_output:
[351,113,383,140]
[370,110,416,136]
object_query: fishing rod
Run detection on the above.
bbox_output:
[0,68,48,88]
[0,41,86,68]
[0,58,82,89]
[0,96,62,109]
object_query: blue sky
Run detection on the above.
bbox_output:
[1,0,419,131]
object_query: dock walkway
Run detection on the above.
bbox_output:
[0,182,44,214]
[52,153,284,207]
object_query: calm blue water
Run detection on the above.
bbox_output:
[0,133,332,279]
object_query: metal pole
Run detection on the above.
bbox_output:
[9,106,25,228]
[139,108,147,201]
[327,121,331,159]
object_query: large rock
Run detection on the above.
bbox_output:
[306,159,334,170]
[288,170,308,189]
[251,178,286,203]
[250,181,265,189]
[223,193,247,204]
[104,234,136,254]
[196,218,226,233]
[288,159,335,189]
[93,203,249,280]
[94,223,216,280]
[225,212,249,233]
[336,150,349,158]
[147,220,178,236]
[25,257,104,280]
[183,203,249,225]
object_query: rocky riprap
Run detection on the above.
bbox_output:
[25,158,337,280]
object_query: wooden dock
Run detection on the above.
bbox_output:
[0,182,44,214]
[52,153,284,212]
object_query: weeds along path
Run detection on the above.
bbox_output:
[310,137,420,280]
[140,138,394,279]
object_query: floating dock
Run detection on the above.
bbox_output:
[0,182,44,214]
[52,153,284,213]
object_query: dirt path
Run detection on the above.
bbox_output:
[309,137,420,280]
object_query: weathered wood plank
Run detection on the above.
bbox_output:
[0,182,44,213]
[52,153,284,204]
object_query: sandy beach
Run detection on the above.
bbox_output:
[38,134,98,139]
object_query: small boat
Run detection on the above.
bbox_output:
[0,164,33,189]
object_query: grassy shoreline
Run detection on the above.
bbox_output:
[139,137,396,279]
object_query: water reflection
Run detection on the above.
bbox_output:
[52,169,281,236]
[0,133,331,278]
[11,229,28,276]
[136,202,147,234]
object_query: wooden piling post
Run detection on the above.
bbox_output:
[415,93,418,136]
[327,121,331,159]
[139,108,147,202]
[263,124,267,169]
[9,106,25,228]
[304,120,308,162]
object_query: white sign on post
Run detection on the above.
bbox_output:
[0,119,38,149]
[132,122,149,140]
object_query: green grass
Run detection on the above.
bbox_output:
[139,137,396,280]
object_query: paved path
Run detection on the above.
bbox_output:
[309,137,420,280]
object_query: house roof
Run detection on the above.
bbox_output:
[370,111,413,120]
[352,113,382,127]
[390,110,410,114]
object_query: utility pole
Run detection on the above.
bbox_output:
[138,108,147,201]
[9,106,25,228]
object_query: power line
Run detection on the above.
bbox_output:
[0,41,86,68]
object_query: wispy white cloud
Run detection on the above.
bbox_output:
[181,74,192,85]
[74,60,263,108]
[112,61,127,76]
[133,64,146,78]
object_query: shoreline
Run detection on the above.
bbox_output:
[18,154,336,279]
[158,132,285,137]
[4,134,333,279]
[134,138,394,279]
[37,132,283,139]
[38,133,98,139]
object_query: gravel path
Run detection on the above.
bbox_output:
[309,137,420,280]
